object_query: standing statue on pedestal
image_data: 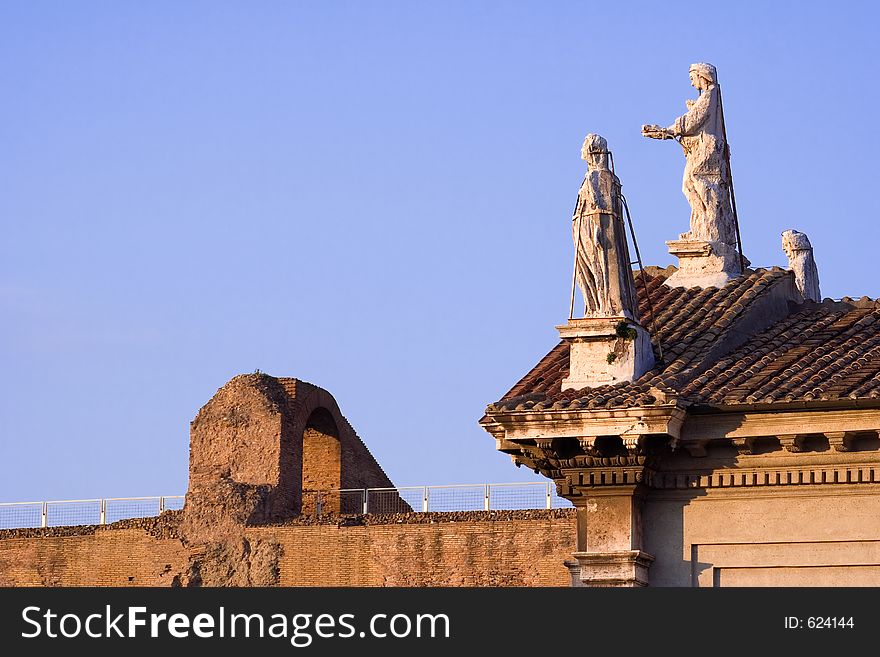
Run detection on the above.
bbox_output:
[559,133,654,389]
[571,133,640,320]
[642,63,745,288]
[642,63,735,243]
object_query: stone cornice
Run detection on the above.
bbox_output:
[680,408,880,448]
[481,403,687,443]
[483,394,880,498]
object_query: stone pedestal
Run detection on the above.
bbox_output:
[664,239,747,289]
[557,317,655,390]
[568,550,654,587]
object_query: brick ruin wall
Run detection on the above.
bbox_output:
[0,374,576,587]
[0,510,576,587]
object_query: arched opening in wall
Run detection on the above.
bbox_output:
[301,408,342,515]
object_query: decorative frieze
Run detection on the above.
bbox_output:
[650,464,880,490]
[559,463,880,493]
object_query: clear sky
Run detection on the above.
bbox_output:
[2,1,878,502]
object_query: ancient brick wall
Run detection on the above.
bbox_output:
[0,510,576,587]
[0,517,187,587]
[0,373,576,588]
[301,408,342,514]
[252,510,576,586]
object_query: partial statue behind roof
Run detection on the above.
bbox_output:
[571,133,640,320]
[782,229,821,303]
[642,62,736,246]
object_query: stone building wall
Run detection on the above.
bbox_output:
[643,484,880,586]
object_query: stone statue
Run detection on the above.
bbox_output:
[571,133,640,319]
[642,63,736,245]
[782,229,821,302]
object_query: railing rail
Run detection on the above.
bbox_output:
[0,496,185,530]
[1,482,572,530]
[303,482,571,516]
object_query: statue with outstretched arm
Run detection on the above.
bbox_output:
[642,62,736,246]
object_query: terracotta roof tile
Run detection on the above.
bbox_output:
[695,305,880,405]
[490,267,880,412]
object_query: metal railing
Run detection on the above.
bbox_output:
[0,482,572,530]
[0,496,185,530]
[304,482,572,516]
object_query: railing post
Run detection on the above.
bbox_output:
[41,502,48,528]
[484,484,491,511]
[362,489,368,515]
[159,496,165,513]
[422,486,429,513]
[99,499,106,525]
[546,483,552,509]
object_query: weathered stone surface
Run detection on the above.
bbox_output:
[664,239,748,289]
[176,474,280,586]
[176,373,401,586]
[557,317,654,389]
[571,133,640,320]
[561,135,655,388]
[782,229,821,302]
[569,550,654,587]
[643,63,744,288]
[181,537,281,587]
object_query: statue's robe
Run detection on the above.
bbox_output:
[572,168,639,319]
[782,230,821,303]
[673,84,736,245]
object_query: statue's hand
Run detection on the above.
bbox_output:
[642,124,673,140]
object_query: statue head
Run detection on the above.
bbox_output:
[581,133,609,170]
[688,62,717,90]
[781,229,813,258]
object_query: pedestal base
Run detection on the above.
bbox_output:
[664,239,748,289]
[557,317,655,390]
[567,550,654,587]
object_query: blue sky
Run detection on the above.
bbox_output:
[2,1,878,501]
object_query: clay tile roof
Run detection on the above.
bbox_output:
[687,304,880,405]
[490,267,880,412]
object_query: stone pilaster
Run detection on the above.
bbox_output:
[567,485,654,587]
